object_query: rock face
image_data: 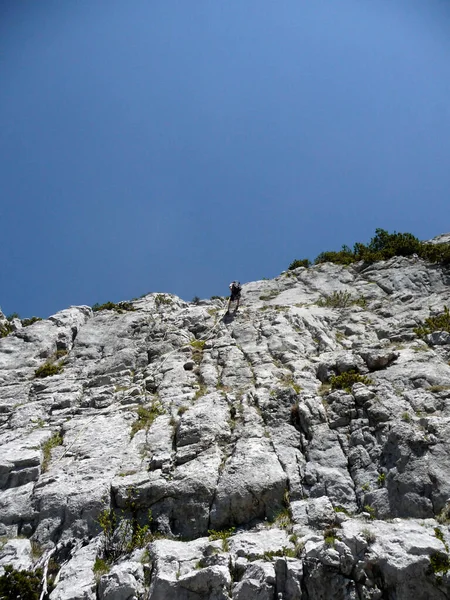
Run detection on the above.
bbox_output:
[1,250,450,599]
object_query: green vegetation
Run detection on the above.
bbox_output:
[361,528,376,545]
[288,258,311,270]
[192,296,201,305]
[308,228,450,267]
[414,306,450,338]
[6,312,20,320]
[208,527,235,552]
[334,506,350,516]
[97,501,153,565]
[377,473,386,488]
[259,290,279,301]
[155,294,173,307]
[401,412,411,423]
[130,402,165,438]
[42,432,63,472]
[330,370,372,392]
[323,527,339,547]
[0,320,14,338]
[92,301,135,313]
[190,339,206,366]
[257,547,297,560]
[194,382,207,399]
[429,551,450,576]
[22,316,42,327]
[437,503,450,525]
[34,361,64,379]
[93,557,110,577]
[363,504,376,520]
[0,565,44,600]
[278,373,301,394]
[272,507,292,530]
[317,291,366,309]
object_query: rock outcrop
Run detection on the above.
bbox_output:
[1,244,450,598]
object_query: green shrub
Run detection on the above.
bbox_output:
[429,551,450,575]
[361,528,376,545]
[208,527,235,552]
[363,505,376,520]
[34,362,64,379]
[288,258,311,270]
[155,294,173,307]
[6,312,20,321]
[130,402,164,438]
[323,527,339,547]
[317,290,353,308]
[0,565,43,600]
[414,306,450,338]
[330,370,372,391]
[21,316,42,327]
[93,557,110,577]
[92,301,135,313]
[190,339,206,365]
[192,296,201,305]
[312,228,450,267]
[0,320,14,338]
[377,473,386,488]
[42,432,63,472]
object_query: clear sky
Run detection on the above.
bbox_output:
[1,0,450,318]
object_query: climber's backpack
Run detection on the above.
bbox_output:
[231,282,241,295]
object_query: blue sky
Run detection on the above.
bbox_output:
[1,0,450,318]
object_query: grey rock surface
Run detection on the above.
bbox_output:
[1,250,450,598]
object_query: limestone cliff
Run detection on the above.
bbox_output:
[1,239,450,599]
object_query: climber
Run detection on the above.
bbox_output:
[227,281,242,313]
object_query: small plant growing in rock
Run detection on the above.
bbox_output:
[272,507,292,530]
[330,370,372,392]
[0,565,44,600]
[154,294,173,307]
[208,528,235,552]
[288,258,311,270]
[130,402,164,438]
[323,527,339,547]
[21,316,42,327]
[361,482,371,492]
[0,320,14,338]
[414,306,450,338]
[333,506,350,515]
[41,432,63,472]
[317,290,354,308]
[363,505,376,520]
[92,301,135,313]
[190,339,206,364]
[377,473,386,488]
[93,557,110,577]
[361,528,376,545]
[259,290,280,301]
[177,405,188,416]
[194,383,207,400]
[429,551,450,576]
[401,412,411,423]
[437,503,450,525]
[34,361,64,379]
[97,498,154,566]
